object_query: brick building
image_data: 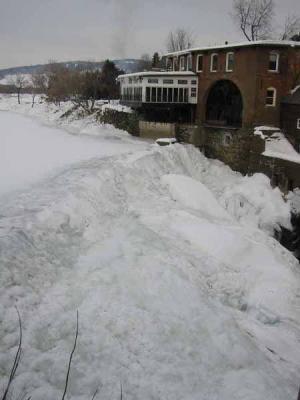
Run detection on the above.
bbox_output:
[118,40,300,191]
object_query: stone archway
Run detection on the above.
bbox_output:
[205,80,243,127]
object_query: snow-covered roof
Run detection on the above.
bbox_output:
[164,40,300,57]
[117,71,196,79]
[254,127,300,164]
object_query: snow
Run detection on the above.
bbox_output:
[0,109,143,196]
[254,127,300,164]
[164,39,300,57]
[0,95,299,400]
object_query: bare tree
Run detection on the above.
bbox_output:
[10,75,27,104]
[166,28,194,52]
[137,53,152,72]
[280,15,300,40]
[1,307,22,400]
[231,0,274,41]
[31,72,47,107]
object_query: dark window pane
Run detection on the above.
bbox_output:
[174,88,178,102]
[163,88,168,102]
[184,88,188,102]
[179,88,183,102]
[168,88,173,102]
[157,88,162,102]
[151,87,157,102]
[269,53,279,71]
[197,55,203,71]
[146,87,151,102]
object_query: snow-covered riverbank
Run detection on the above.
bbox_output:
[0,96,299,400]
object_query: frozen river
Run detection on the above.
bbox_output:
[0,111,146,196]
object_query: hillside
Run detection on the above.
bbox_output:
[0,58,141,80]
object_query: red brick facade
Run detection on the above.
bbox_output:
[167,43,300,128]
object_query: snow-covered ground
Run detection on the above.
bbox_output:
[0,96,299,400]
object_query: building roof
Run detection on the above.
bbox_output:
[282,86,300,105]
[164,40,300,57]
[117,71,196,79]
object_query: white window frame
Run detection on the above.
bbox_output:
[268,52,279,72]
[226,52,234,72]
[210,53,218,72]
[297,118,300,129]
[197,54,203,72]
[265,87,277,107]
[179,56,186,71]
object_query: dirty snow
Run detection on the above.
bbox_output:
[0,95,299,400]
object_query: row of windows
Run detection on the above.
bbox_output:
[146,87,189,103]
[147,78,197,85]
[168,51,280,73]
[122,87,142,102]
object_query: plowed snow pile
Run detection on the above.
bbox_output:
[0,96,299,400]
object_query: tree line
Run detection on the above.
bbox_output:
[6,59,123,110]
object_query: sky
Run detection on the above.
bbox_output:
[0,0,299,69]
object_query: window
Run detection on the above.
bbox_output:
[178,80,188,84]
[167,88,173,102]
[179,56,186,71]
[163,88,168,102]
[226,52,234,72]
[197,55,203,72]
[187,54,192,71]
[174,57,178,71]
[148,78,158,84]
[191,87,197,98]
[151,87,157,102]
[269,52,279,72]
[266,87,276,107]
[297,119,300,129]
[163,79,174,84]
[179,88,183,102]
[157,88,162,102]
[174,88,178,102]
[191,80,197,85]
[223,133,232,146]
[146,87,151,102]
[166,58,173,70]
[210,53,218,72]
[128,78,132,84]
[184,88,188,102]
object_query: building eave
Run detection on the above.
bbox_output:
[117,71,197,80]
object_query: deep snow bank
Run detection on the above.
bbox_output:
[0,129,299,400]
[0,96,299,399]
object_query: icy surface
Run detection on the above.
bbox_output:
[0,96,299,400]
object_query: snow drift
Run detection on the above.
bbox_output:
[0,97,299,400]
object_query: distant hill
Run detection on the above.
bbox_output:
[0,59,142,79]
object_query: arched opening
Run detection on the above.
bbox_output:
[205,80,243,127]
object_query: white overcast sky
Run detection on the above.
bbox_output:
[0,0,299,69]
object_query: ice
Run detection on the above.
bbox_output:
[0,95,299,400]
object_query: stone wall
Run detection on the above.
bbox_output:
[184,123,300,192]
[97,109,140,136]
